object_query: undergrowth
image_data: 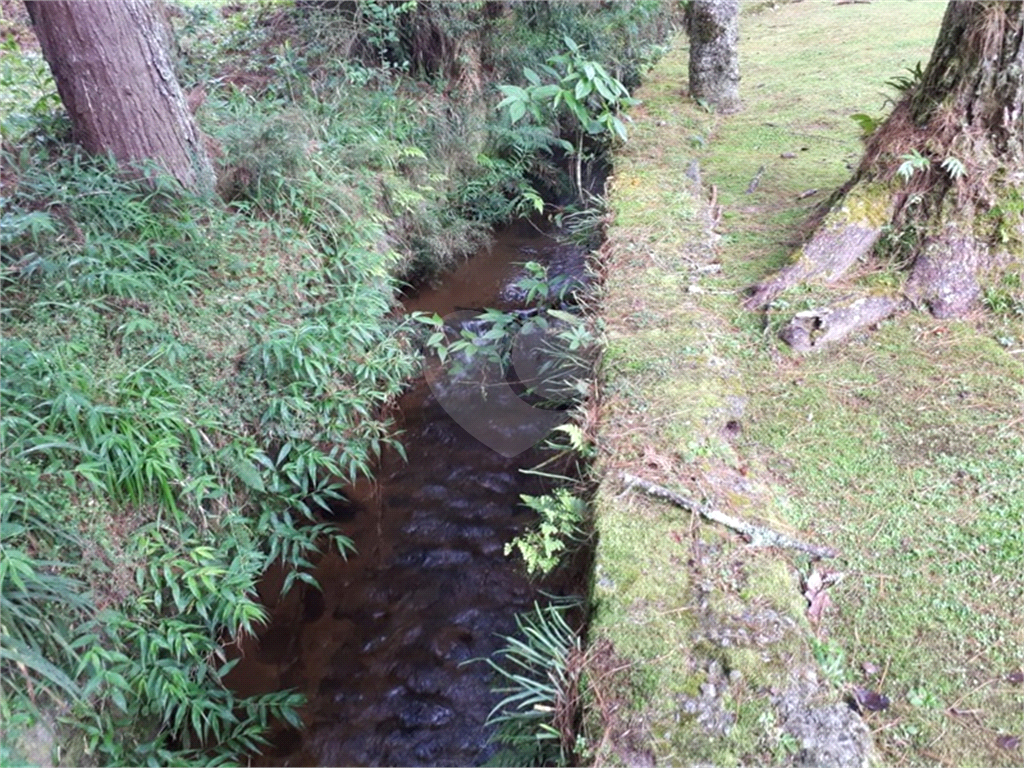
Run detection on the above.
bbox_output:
[1,1,678,765]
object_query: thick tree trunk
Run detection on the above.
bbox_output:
[687,0,741,114]
[24,0,216,196]
[746,0,1023,348]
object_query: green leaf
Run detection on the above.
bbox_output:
[508,100,527,125]
[593,77,615,102]
[231,459,265,493]
[523,67,541,86]
[498,84,529,100]
[612,115,628,142]
[532,84,561,101]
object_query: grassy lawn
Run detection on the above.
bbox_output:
[591,1,1023,766]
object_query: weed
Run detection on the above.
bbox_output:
[482,602,584,767]
[809,638,849,689]
[896,149,931,183]
[505,489,588,577]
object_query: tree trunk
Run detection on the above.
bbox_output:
[746,0,1023,348]
[687,0,742,114]
[24,0,216,196]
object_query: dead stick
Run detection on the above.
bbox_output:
[621,472,837,559]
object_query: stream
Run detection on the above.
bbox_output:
[225,220,590,767]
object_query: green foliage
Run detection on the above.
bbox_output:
[939,155,966,181]
[809,638,848,688]
[0,36,65,142]
[895,148,931,182]
[849,112,882,138]
[885,60,924,96]
[547,423,597,460]
[0,498,90,719]
[497,37,639,195]
[483,602,583,767]
[496,1,677,92]
[428,261,598,403]
[894,150,966,184]
[505,489,587,577]
[456,126,563,223]
[0,147,410,764]
[0,2,673,763]
[982,272,1024,317]
[360,0,421,74]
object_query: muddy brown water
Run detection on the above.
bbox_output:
[225,221,590,767]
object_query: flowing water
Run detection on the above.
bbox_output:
[225,221,590,766]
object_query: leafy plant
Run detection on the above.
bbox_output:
[505,489,587,577]
[885,60,925,95]
[896,149,931,182]
[546,423,597,460]
[809,637,848,688]
[850,112,882,138]
[940,155,966,181]
[0,36,65,143]
[497,36,640,196]
[482,602,584,767]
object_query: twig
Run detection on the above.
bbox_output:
[746,165,766,194]
[621,472,838,559]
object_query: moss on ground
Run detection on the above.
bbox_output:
[592,2,1022,766]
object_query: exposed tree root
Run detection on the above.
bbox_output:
[904,224,988,318]
[744,184,892,312]
[743,222,881,311]
[778,294,907,352]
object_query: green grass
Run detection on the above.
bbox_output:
[592,1,1022,766]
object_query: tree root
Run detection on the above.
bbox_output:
[777,294,907,352]
[904,227,987,318]
[742,0,1023,348]
[621,472,838,559]
[744,222,883,311]
[744,178,895,311]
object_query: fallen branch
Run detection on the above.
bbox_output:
[621,472,838,559]
[745,165,766,194]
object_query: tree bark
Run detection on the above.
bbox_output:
[687,0,742,114]
[746,0,1023,347]
[24,0,216,196]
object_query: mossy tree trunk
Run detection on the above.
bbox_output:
[746,0,1023,350]
[687,0,741,114]
[24,0,216,196]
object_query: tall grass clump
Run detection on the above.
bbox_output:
[483,603,586,768]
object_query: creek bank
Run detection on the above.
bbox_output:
[585,21,881,768]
